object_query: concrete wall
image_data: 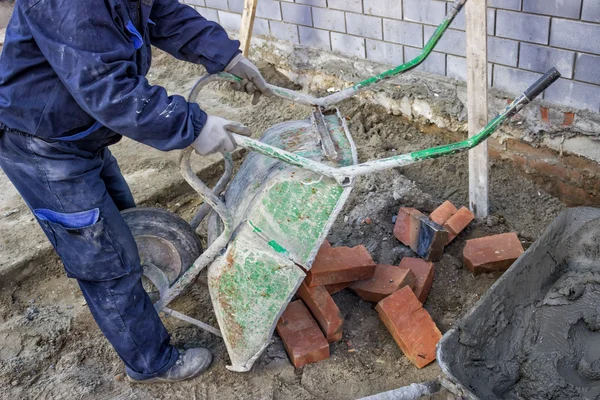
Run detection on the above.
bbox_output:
[183,0,600,114]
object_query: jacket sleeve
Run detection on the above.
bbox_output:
[149,0,241,73]
[24,0,206,151]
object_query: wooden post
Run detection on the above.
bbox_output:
[239,0,258,57]
[466,0,489,218]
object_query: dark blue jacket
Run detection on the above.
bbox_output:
[0,0,240,150]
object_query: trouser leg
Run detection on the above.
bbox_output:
[99,148,136,211]
[0,132,177,379]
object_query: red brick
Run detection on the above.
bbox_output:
[375,286,442,368]
[321,239,331,249]
[276,300,330,368]
[297,282,344,343]
[540,106,550,123]
[563,111,575,126]
[429,201,458,226]
[463,232,524,276]
[399,257,434,304]
[306,245,376,287]
[443,207,474,244]
[393,207,424,250]
[325,282,351,295]
[350,265,416,303]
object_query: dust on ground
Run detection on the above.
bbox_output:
[0,53,565,399]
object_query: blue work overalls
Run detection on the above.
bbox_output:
[0,0,240,380]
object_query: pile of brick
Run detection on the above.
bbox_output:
[276,200,525,369]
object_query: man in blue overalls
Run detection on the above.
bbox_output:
[0,0,272,383]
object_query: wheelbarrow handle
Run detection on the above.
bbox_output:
[524,67,561,101]
[189,0,467,108]
[228,68,562,187]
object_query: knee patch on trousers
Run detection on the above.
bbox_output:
[34,208,136,281]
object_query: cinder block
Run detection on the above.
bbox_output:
[446,55,466,81]
[328,0,362,13]
[487,0,521,10]
[204,0,227,10]
[424,27,465,57]
[306,244,376,286]
[253,18,270,37]
[582,0,600,23]
[443,206,474,244]
[346,13,383,40]
[351,264,416,303]
[185,0,204,6]
[551,19,600,55]
[297,282,344,342]
[429,201,458,226]
[218,11,241,31]
[519,43,575,79]
[488,36,519,67]
[227,0,243,13]
[331,32,366,58]
[463,232,524,275]
[257,0,282,20]
[364,0,402,20]
[270,21,299,43]
[366,39,403,66]
[312,7,346,33]
[276,300,330,368]
[398,257,434,304]
[376,286,442,368]
[325,282,351,295]
[299,26,331,50]
[496,10,550,45]
[296,0,326,7]
[383,19,423,47]
[281,2,312,26]
[196,7,219,22]
[493,65,542,96]
[544,78,600,112]
[404,47,446,76]
[522,0,582,19]
[403,0,446,25]
[448,4,496,35]
[575,53,600,85]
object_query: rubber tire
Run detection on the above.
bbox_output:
[122,207,203,284]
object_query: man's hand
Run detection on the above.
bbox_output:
[225,54,274,105]
[191,115,251,155]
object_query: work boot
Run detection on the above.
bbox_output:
[128,348,212,383]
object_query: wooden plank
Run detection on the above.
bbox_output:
[466,0,489,218]
[239,0,258,57]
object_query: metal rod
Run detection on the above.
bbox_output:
[162,307,223,337]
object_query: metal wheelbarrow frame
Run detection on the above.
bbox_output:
[138,0,561,373]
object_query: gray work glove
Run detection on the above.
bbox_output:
[191,115,251,156]
[225,53,274,105]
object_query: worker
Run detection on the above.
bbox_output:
[0,0,273,383]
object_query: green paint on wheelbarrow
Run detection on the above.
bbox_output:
[209,228,305,372]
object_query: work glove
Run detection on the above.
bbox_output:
[191,115,251,156]
[225,53,274,105]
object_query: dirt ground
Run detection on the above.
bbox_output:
[0,52,565,399]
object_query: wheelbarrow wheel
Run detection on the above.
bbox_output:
[122,208,203,297]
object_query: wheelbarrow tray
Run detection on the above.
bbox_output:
[437,207,600,399]
[208,110,357,372]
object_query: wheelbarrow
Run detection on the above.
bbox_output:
[122,0,561,373]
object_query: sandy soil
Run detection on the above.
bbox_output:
[0,52,565,399]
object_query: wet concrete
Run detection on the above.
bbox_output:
[439,207,600,399]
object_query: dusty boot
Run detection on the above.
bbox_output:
[128,348,212,383]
